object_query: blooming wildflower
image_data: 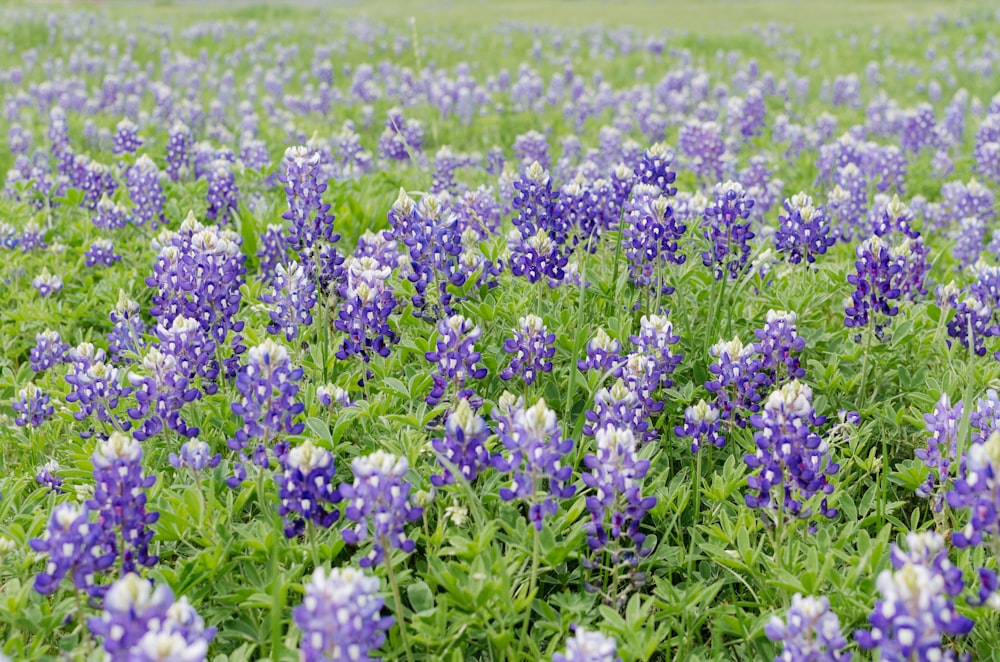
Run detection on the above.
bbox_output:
[280,146,342,291]
[277,439,341,538]
[425,314,488,406]
[431,398,491,487]
[493,399,576,530]
[205,160,239,224]
[552,627,620,662]
[85,239,122,268]
[126,154,166,227]
[168,439,221,474]
[578,328,623,374]
[30,329,68,372]
[32,269,62,297]
[317,385,350,408]
[29,503,116,597]
[500,314,556,385]
[334,255,398,362]
[112,118,141,155]
[294,567,393,662]
[166,122,190,181]
[107,291,146,364]
[753,310,807,387]
[36,460,63,494]
[844,236,901,341]
[341,451,422,567]
[675,399,724,453]
[744,381,839,522]
[915,394,962,511]
[93,194,128,231]
[774,192,836,265]
[65,343,131,433]
[623,185,686,293]
[765,594,852,662]
[88,432,159,573]
[584,379,649,440]
[89,573,215,662]
[582,425,656,559]
[948,430,1000,549]
[261,261,317,342]
[706,335,768,426]
[702,181,755,281]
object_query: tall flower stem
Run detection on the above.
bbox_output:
[686,447,703,578]
[858,324,874,408]
[516,526,541,661]
[385,555,414,662]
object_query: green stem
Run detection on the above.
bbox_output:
[385,555,415,662]
[516,527,541,661]
[686,448,703,578]
[858,325,874,408]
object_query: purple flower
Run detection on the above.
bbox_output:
[88,432,159,573]
[205,160,239,224]
[915,394,962,510]
[431,398,491,487]
[168,439,221,474]
[13,382,55,428]
[166,121,190,181]
[281,147,342,291]
[675,400,724,453]
[424,314,488,407]
[552,627,620,662]
[774,192,836,265]
[85,239,122,268]
[65,342,132,433]
[29,329,69,372]
[89,573,215,662]
[294,567,393,662]
[35,460,63,493]
[32,269,62,297]
[277,439,341,538]
[701,181,755,281]
[584,379,649,440]
[228,339,305,470]
[753,310,807,387]
[317,384,350,408]
[765,594,851,662]
[581,425,656,559]
[947,429,1000,549]
[577,328,623,374]
[257,224,288,285]
[844,236,901,340]
[334,255,398,362]
[125,155,165,227]
[29,503,116,597]
[705,335,767,427]
[261,261,317,342]
[378,108,425,162]
[623,183,687,293]
[341,451,422,567]
[107,291,147,364]
[744,381,839,522]
[93,194,128,231]
[112,118,141,156]
[500,314,555,385]
[493,399,576,530]
[855,532,973,661]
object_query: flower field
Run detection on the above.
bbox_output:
[3,1,1000,660]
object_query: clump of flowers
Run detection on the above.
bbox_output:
[424,314,488,406]
[744,381,840,524]
[85,239,121,268]
[260,261,317,342]
[765,594,852,661]
[341,451,422,567]
[855,532,973,661]
[29,502,116,598]
[552,627,620,662]
[844,235,901,342]
[674,399,724,453]
[493,398,576,530]
[500,314,556,386]
[276,439,341,538]
[88,573,215,662]
[773,192,836,265]
[30,329,69,372]
[33,269,62,297]
[13,382,54,428]
[430,398,491,488]
[294,567,393,662]
[702,181,755,281]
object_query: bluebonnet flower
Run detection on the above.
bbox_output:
[65,342,131,434]
[277,439,341,538]
[513,130,550,169]
[13,382,55,428]
[582,425,656,559]
[765,594,852,662]
[915,395,962,512]
[36,460,63,494]
[500,314,555,385]
[844,236,902,342]
[702,181,755,281]
[577,328,623,374]
[334,256,398,362]
[32,269,62,297]
[753,310,807,387]
[257,224,288,285]
[154,314,220,397]
[89,573,215,662]
[317,385,351,408]
[29,503,116,597]
[552,627,620,662]
[20,221,47,253]
[774,192,836,265]
[633,142,678,193]
[261,262,317,342]
[166,121,190,181]
[675,400,724,453]
[507,225,569,287]
[85,239,122,268]
[294,567,393,662]
[128,346,201,441]
[205,160,239,224]
[623,185,686,293]
[280,146,342,291]
[89,432,159,573]
[228,339,305,472]
[126,155,166,227]
[30,329,69,373]
[631,313,682,389]
[948,430,1000,550]
[583,380,649,440]
[855,532,973,661]
[169,439,221,474]
[112,118,141,156]
[430,398,491,487]
[679,119,726,182]
[493,398,576,530]
[377,108,424,162]
[107,291,146,364]
[341,451,422,567]
[871,196,930,302]
[705,335,767,427]
[425,314,488,406]
[744,381,839,522]
[93,195,129,231]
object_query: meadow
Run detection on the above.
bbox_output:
[1,1,1000,660]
